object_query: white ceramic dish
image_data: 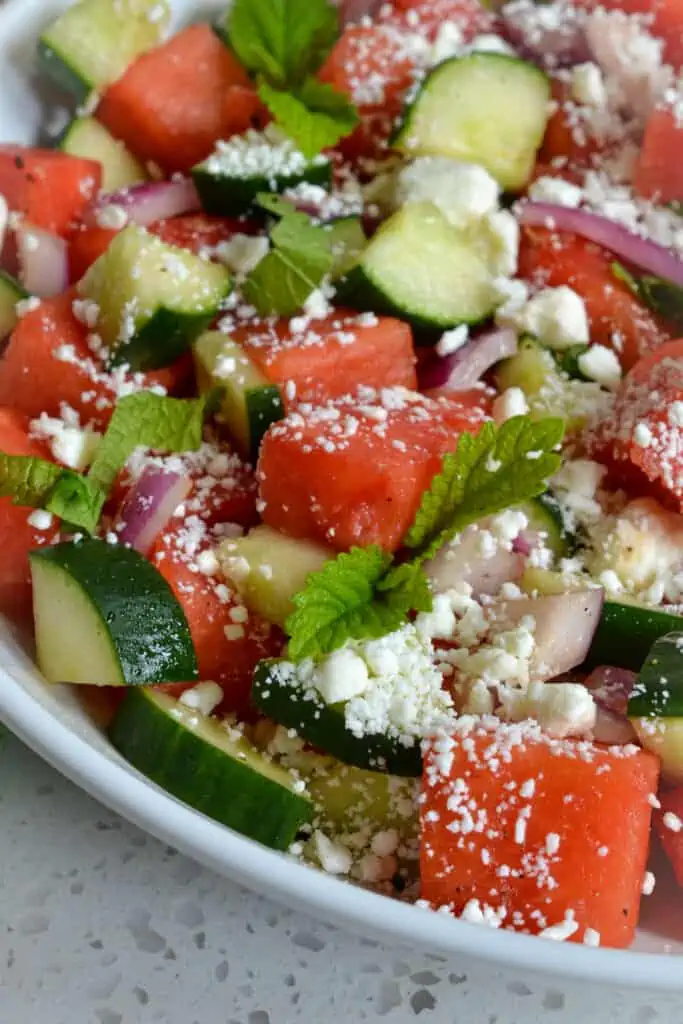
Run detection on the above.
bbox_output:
[2,0,683,992]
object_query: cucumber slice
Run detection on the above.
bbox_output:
[521,566,683,670]
[587,601,683,672]
[0,271,28,342]
[218,525,333,626]
[193,331,283,463]
[109,688,313,849]
[30,539,198,687]
[631,718,683,783]
[393,54,550,191]
[252,661,422,776]
[192,132,332,218]
[337,201,498,331]
[323,216,367,280]
[523,493,577,559]
[79,226,232,371]
[495,336,557,396]
[629,632,683,718]
[59,117,148,192]
[38,0,170,103]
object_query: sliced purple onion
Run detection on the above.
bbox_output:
[93,179,201,229]
[497,588,605,679]
[117,467,192,555]
[519,201,683,288]
[420,328,518,392]
[337,0,384,25]
[500,7,590,68]
[426,524,526,598]
[16,225,68,298]
[583,665,636,717]
[592,704,637,746]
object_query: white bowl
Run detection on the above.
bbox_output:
[1,0,683,993]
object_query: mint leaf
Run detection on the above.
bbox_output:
[259,78,359,158]
[227,0,338,88]
[285,545,429,660]
[0,454,63,507]
[242,195,334,316]
[45,474,105,532]
[405,416,565,560]
[0,454,104,533]
[88,392,213,493]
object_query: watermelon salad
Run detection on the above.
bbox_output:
[4,0,683,951]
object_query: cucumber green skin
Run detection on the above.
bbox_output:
[252,661,422,777]
[0,271,28,342]
[527,493,578,558]
[628,631,683,718]
[37,40,92,103]
[192,162,332,219]
[109,688,313,849]
[108,307,220,372]
[585,601,683,673]
[30,539,198,685]
[245,386,285,464]
[336,264,492,338]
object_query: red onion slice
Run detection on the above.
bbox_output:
[336,0,384,25]
[16,225,68,298]
[426,523,526,598]
[500,5,590,68]
[93,179,201,229]
[497,588,605,679]
[519,202,683,287]
[592,704,637,746]
[117,467,192,555]
[419,328,518,392]
[583,665,636,717]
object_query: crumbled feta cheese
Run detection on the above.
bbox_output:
[493,277,530,322]
[460,898,506,929]
[663,811,683,833]
[195,549,220,576]
[641,870,656,896]
[214,234,269,276]
[315,648,370,704]
[203,126,326,181]
[493,387,529,424]
[571,62,607,108]
[95,203,129,230]
[430,22,464,64]
[577,344,622,389]
[27,509,54,531]
[395,157,500,229]
[528,175,583,209]
[540,910,579,942]
[583,928,601,947]
[313,831,352,875]
[179,681,223,716]
[514,287,590,350]
[480,209,519,277]
[30,412,101,472]
[467,34,516,57]
[15,295,41,318]
[436,324,469,358]
[500,681,597,738]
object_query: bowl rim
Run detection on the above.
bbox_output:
[1,0,683,993]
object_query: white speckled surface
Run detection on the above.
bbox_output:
[1,732,682,1024]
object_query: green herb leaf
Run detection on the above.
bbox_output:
[45,474,106,533]
[242,194,335,316]
[404,416,565,560]
[613,260,683,332]
[227,0,338,88]
[0,454,104,533]
[88,391,214,493]
[259,78,359,158]
[0,454,63,507]
[285,545,431,661]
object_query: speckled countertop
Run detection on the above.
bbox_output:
[1,731,682,1024]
